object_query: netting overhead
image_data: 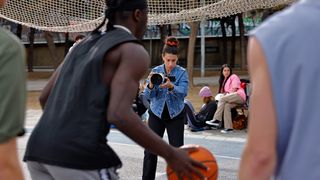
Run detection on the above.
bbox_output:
[0,0,295,32]
[0,0,105,32]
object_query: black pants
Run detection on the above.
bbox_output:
[142,110,185,180]
[184,103,202,128]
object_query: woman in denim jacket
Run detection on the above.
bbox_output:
[142,37,189,180]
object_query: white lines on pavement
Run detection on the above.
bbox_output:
[109,129,247,143]
[215,155,241,160]
[109,142,143,148]
[109,142,241,160]
[205,136,247,143]
[24,127,246,143]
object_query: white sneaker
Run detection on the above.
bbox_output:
[220,129,234,134]
[205,119,221,127]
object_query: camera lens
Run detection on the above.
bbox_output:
[150,73,164,85]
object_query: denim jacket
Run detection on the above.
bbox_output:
[143,64,189,119]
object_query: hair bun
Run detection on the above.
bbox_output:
[165,36,179,47]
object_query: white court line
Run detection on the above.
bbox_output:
[215,155,241,160]
[24,127,246,143]
[23,130,241,160]
[109,142,141,148]
[109,142,241,160]
[109,129,247,143]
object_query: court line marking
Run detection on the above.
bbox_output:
[25,126,246,143]
[109,129,247,143]
[22,129,241,160]
[109,142,241,160]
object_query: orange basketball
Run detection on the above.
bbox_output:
[167,145,218,180]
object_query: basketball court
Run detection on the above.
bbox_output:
[21,72,248,179]
[1,0,293,179]
[20,108,247,180]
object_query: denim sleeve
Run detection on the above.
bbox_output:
[143,77,158,99]
[142,69,158,99]
[143,84,156,99]
[170,71,189,99]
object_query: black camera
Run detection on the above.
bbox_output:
[150,73,176,85]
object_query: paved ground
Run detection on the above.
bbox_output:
[20,110,247,180]
[20,74,249,179]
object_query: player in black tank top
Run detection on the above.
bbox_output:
[24,0,206,179]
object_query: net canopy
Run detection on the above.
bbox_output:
[0,0,294,32]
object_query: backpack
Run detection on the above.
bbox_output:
[232,114,247,130]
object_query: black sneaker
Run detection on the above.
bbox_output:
[190,127,205,132]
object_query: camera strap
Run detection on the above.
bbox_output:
[163,65,170,76]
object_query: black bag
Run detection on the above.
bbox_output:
[132,93,149,117]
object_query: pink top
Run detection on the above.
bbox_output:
[223,74,246,102]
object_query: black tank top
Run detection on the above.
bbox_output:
[24,28,140,169]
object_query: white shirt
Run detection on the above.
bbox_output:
[113,25,132,34]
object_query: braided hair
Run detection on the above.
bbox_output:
[162,36,179,55]
[93,0,147,33]
[93,0,119,33]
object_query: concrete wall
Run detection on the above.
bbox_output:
[25,37,248,69]
[142,37,248,69]
[25,43,67,68]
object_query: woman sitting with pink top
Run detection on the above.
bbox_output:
[206,64,246,133]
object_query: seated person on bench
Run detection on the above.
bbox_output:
[206,64,246,133]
